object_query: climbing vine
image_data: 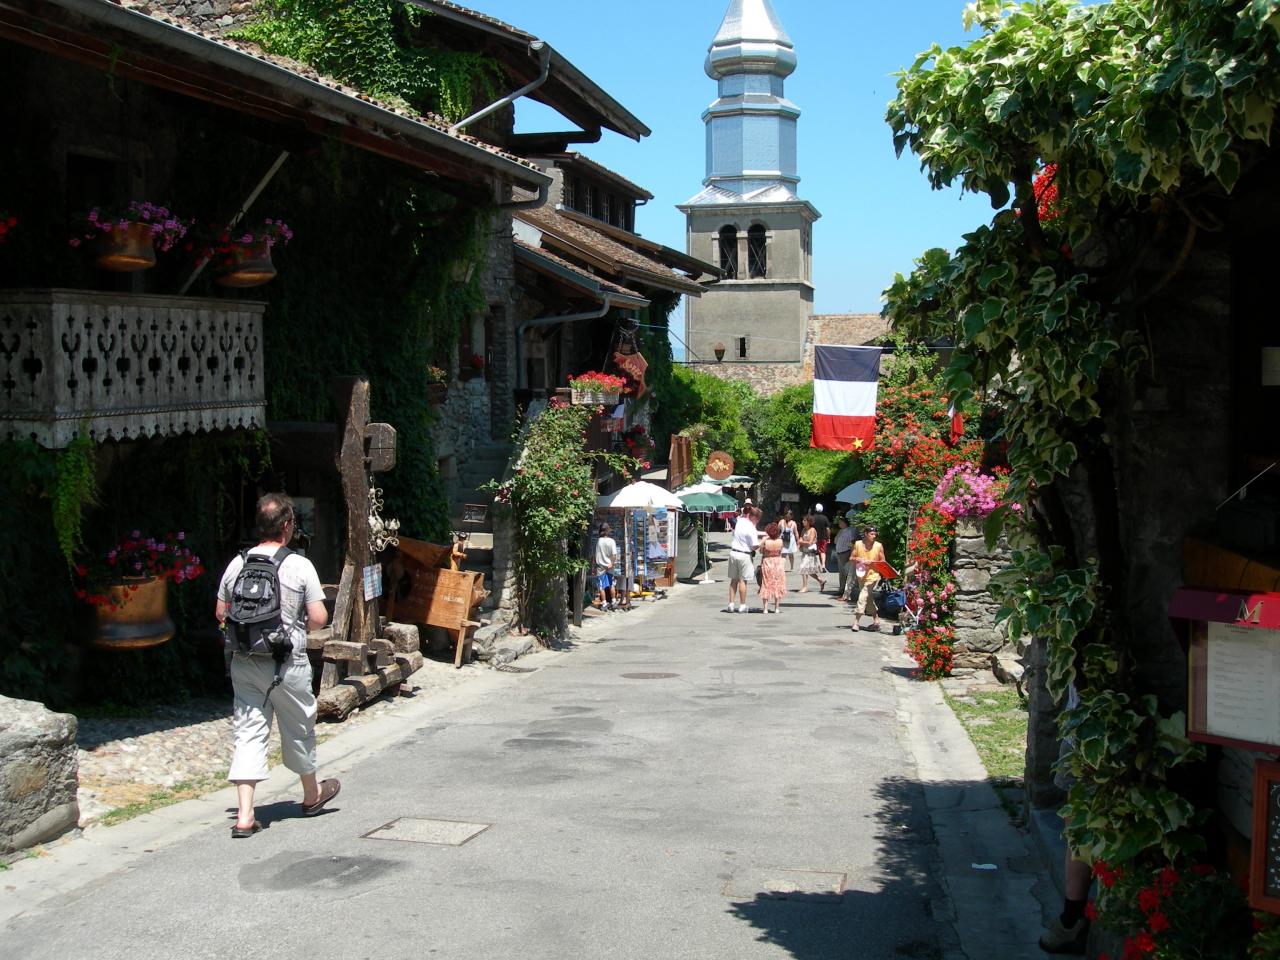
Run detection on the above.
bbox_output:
[884,0,1279,902]
[236,0,504,122]
[51,431,97,567]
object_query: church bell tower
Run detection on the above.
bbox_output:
[678,0,820,369]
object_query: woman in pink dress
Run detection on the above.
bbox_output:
[757,521,787,614]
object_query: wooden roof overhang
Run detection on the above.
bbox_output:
[406,0,651,142]
[513,241,649,311]
[0,0,552,193]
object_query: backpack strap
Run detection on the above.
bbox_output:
[269,546,293,567]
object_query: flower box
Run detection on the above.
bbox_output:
[570,388,620,406]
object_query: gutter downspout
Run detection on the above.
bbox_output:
[450,40,551,135]
[516,296,616,389]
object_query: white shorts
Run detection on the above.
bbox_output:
[727,552,755,583]
[228,655,318,782]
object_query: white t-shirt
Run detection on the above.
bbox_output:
[218,547,324,664]
[595,536,618,572]
[731,516,759,554]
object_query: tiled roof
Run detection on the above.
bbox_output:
[517,205,707,296]
[560,154,654,201]
[42,0,548,184]
[513,239,648,306]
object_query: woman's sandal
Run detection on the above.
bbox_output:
[302,778,342,817]
[231,821,261,838]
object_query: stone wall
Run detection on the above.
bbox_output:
[685,312,890,396]
[950,518,1015,670]
[431,377,491,492]
[0,696,79,857]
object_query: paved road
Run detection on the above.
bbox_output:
[4,544,1047,959]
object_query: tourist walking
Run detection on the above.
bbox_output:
[780,508,799,570]
[757,521,787,613]
[725,506,761,613]
[810,503,831,570]
[216,493,340,838]
[595,523,618,611]
[834,516,856,599]
[850,523,887,631]
[796,515,826,593]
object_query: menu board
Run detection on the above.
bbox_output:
[1203,622,1280,747]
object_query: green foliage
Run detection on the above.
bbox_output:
[490,404,634,636]
[236,0,504,121]
[653,367,757,477]
[884,0,1278,870]
[1059,692,1205,864]
[51,432,97,567]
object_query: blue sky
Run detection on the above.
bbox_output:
[475,0,992,317]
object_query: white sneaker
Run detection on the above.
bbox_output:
[724,604,737,613]
[738,606,749,613]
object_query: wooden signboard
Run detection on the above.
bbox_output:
[462,503,488,525]
[383,539,484,668]
[705,450,735,481]
[1251,760,1280,914]
[1173,588,1280,752]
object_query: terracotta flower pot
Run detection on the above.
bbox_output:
[91,577,175,651]
[94,221,157,272]
[427,382,449,405]
[216,239,277,287]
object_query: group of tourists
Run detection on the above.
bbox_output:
[723,500,888,627]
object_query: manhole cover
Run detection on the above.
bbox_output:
[620,672,679,680]
[722,867,847,903]
[362,817,491,846]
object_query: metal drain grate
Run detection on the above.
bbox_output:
[362,817,491,846]
[620,672,679,680]
[495,664,537,673]
[722,867,848,903]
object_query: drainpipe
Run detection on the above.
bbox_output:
[515,296,616,389]
[450,41,552,135]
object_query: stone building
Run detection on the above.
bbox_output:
[678,0,822,390]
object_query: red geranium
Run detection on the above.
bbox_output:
[74,530,205,610]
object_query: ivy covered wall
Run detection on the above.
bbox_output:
[0,41,496,707]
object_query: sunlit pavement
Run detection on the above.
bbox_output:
[3,533,1052,959]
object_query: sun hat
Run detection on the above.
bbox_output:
[814,503,824,512]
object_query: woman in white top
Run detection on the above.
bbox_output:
[796,515,826,593]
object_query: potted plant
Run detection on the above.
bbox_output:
[568,371,626,405]
[212,218,293,287]
[0,212,17,244]
[75,530,205,650]
[427,365,449,405]
[70,201,190,272]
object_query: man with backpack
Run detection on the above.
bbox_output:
[215,493,340,838]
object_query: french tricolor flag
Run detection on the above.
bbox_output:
[811,345,882,451]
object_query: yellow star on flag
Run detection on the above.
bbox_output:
[853,438,865,450]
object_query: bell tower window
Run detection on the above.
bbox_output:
[718,225,738,279]
[747,224,767,278]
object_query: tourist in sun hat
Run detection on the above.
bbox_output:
[809,503,830,585]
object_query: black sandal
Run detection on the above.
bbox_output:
[231,821,261,838]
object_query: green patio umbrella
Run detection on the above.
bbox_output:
[677,490,738,513]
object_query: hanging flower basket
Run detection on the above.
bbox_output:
[70,201,190,272]
[568,372,626,406]
[215,239,276,287]
[94,221,158,272]
[91,576,176,651]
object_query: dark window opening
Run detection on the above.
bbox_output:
[748,224,767,278]
[601,192,612,225]
[718,225,738,280]
[738,336,749,359]
[563,176,576,210]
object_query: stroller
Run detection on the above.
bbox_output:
[873,565,923,635]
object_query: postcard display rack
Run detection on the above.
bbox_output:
[628,508,674,594]
[1169,588,1280,911]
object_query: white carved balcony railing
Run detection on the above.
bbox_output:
[0,289,266,448]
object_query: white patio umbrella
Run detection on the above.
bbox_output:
[596,481,684,511]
